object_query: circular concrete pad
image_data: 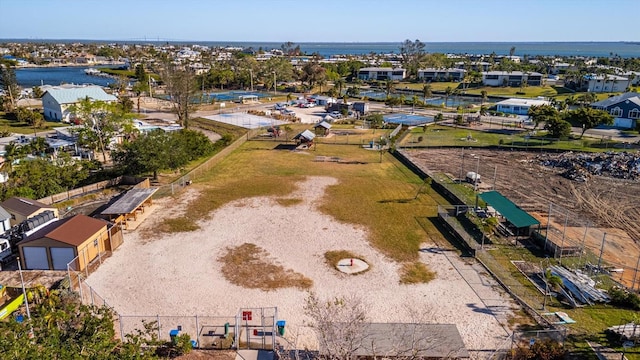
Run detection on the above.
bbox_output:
[336,258,369,274]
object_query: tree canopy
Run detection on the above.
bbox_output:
[565,107,614,137]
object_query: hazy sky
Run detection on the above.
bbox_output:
[0,0,636,42]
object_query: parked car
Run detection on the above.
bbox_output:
[274,103,287,110]
[329,111,342,118]
[282,109,296,116]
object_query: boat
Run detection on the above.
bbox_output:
[84,68,101,75]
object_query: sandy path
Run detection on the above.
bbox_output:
[87,177,515,355]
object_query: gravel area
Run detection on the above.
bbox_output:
[87,177,516,354]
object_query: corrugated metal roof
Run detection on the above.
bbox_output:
[478,190,540,228]
[44,86,117,105]
[293,129,316,141]
[314,121,332,129]
[101,188,158,215]
[495,98,550,107]
[320,323,469,359]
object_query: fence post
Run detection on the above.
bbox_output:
[119,315,124,340]
[195,315,199,348]
[84,249,89,278]
[90,286,95,305]
[157,315,161,339]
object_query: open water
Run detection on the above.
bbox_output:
[15,66,115,88]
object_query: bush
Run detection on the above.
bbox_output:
[609,287,640,310]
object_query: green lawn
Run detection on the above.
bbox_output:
[401,124,633,152]
[0,112,66,134]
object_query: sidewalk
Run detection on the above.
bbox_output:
[586,340,627,360]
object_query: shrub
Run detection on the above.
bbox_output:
[609,287,640,310]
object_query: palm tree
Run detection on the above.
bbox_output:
[480,90,488,106]
[30,136,48,156]
[422,84,432,102]
[385,79,395,96]
[334,78,346,96]
[2,142,22,171]
[411,95,419,112]
[444,86,453,108]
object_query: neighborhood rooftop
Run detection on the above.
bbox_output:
[18,215,107,247]
[591,92,640,108]
[0,196,53,217]
[44,86,117,104]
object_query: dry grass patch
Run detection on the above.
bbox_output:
[399,262,436,284]
[158,216,200,233]
[275,198,303,207]
[219,243,312,291]
[324,250,369,274]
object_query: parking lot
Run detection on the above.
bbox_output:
[266,103,330,124]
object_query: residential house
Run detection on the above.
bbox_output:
[418,68,466,82]
[455,61,491,72]
[0,196,59,227]
[357,67,406,81]
[582,74,630,93]
[482,71,543,87]
[42,86,117,122]
[495,98,550,115]
[591,92,640,129]
[18,215,117,271]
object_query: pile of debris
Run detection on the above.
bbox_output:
[539,152,640,181]
[549,265,610,307]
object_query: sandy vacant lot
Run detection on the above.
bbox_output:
[87,177,516,355]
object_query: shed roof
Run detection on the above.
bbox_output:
[478,191,540,228]
[19,215,107,247]
[44,86,117,105]
[293,129,316,141]
[101,188,158,215]
[0,197,55,217]
[320,323,469,359]
[314,121,332,130]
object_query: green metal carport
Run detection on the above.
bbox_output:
[478,190,540,235]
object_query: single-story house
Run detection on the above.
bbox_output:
[0,206,11,234]
[0,197,59,227]
[42,85,117,122]
[591,92,640,129]
[581,74,630,93]
[495,98,550,115]
[454,61,491,72]
[418,68,466,82]
[309,95,337,106]
[482,71,543,87]
[358,67,406,81]
[313,121,332,136]
[17,214,117,271]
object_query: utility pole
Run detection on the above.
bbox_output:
[249,69,254,92]
[272,71,276,95]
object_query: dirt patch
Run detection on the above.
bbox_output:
[219,243,313,291]
[402,148,640,286]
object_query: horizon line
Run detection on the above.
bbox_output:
[0,38,634,44]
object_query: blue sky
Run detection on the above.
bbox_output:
[0,0,636,42]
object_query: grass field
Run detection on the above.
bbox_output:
[163,140,450,263]
[401,125,633,152]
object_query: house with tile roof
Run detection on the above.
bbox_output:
[17,214,114,271]
[42,85,117,122]
[591,92,640,128]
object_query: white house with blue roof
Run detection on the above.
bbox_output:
[42,86,117,122]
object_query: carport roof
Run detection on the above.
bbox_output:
[18,215,108,247]
[101,188,158,215]
[478,190,540,228]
